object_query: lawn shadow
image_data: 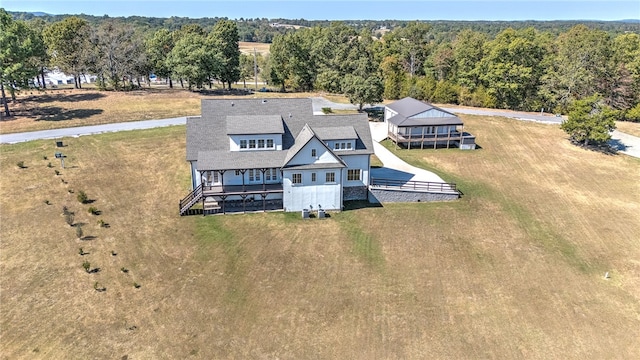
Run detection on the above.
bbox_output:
[81,235,98,241]
[24,92,106,103]
[36,108,104,121]
[343,200,383,210]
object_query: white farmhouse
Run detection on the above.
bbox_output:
[180,98,374,215]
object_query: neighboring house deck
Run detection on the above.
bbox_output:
[180,98,374,215]
[385,97,476,150]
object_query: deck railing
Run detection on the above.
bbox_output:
[370,177,458,193]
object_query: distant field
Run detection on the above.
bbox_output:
[1,113,638,358]
[239,41,270,55]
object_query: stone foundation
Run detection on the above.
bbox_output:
[368,188,459,203]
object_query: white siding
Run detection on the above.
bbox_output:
[409,109,451,118]
[339,154,370,186]
[286,137,342,166]
[282,169,342,212]
[384,108,397,122]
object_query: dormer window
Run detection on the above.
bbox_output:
[267,139,274,148]
[249,139,256,149]
[258,139,265,148]
[240,140,247,149]
[311,148,317,157]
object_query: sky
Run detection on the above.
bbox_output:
[2,0,639,21]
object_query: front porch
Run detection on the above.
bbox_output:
[388,130,476,149]
[180,183,284,216]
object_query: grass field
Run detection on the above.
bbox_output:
[239,41,270,55]
[1,111,639,358]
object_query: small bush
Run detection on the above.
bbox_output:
[77,190,88,204]
[64,213,75,227]
[321,107,333,114]
[16,161,26,169]
[47,162,53,168]
[94,281,106,292]
[54,170,60,176]
[75,224,83,239]
[78,248,86,256]
[44,200,51,205]
[43,155,48,160]
[121,267,128,273]
[83,261,91,273]
[133,282,141,289]
[97,219,107,228]
[88,206,99,215]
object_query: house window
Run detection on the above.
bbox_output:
[326,172,335,183]
[249,169,254,181]
[346,142,352,149]
[267,139,274,148]
[292,173,302,184]
[258,139,265,148]
[334,142,340,150]
[347,169,361,181]
[240,140,247,149]
[235,170,241,176]
[249,139,256,149]
[213,172,219,183]
[311,148,317,157]
[340,142,346,149]
[311,172,316,182]
[266,168,277,181]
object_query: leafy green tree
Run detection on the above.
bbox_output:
[453,29,487,89]
[561,95,617,146]
[341,74,383,111]
[380,55,405,100]
[0,10,42,117]
[167,32,220,90]
[146,28,175,87]
[239,53,255,88]
[478,27,548,110]
[540,25,613,113]
[43,16,91,88]
[268,34,292,91]
[210,20,240,89]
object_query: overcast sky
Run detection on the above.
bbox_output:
[3,0,639,21]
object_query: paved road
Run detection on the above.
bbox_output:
[0,117,187,144]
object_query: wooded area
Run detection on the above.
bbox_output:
[2,9,639,131]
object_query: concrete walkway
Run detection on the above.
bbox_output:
[369,122,447,184]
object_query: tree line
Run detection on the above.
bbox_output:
[268,21,640,121]
[2,8,639,125]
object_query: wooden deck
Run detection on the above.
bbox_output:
[202,183,283,196]
[388,131,475,149]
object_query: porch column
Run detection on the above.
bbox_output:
[240,194,247,213]
[421,126,425,149]
[220,195,227,215]
[261,193,267,212]
[260,168,267,191]
[239,169,247,192]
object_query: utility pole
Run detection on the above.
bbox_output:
[253,47,258,90]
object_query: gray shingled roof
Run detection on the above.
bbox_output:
[284,163,345,170]
[387,114,463,127]
[186,98,374,167]
[198,150,287,171]
[386,97,462,127]
[226,115,284,135]
[313,126,357,140]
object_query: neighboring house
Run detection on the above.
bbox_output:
[180,98,374,215]
[384,97,476,150]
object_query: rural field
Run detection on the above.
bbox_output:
[1,93,639,359]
